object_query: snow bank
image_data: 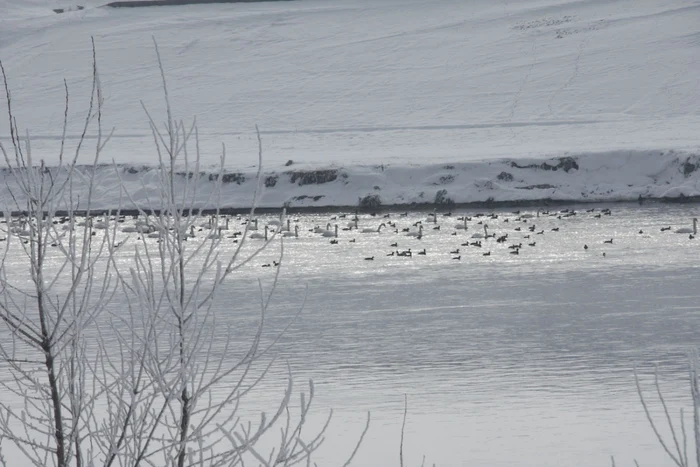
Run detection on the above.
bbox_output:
[2,149,699,211]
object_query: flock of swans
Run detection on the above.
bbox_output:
[181,208,699,265]
[1,208,697,267]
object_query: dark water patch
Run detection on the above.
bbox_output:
[3,197,700,218]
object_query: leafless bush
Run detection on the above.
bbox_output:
[0,38,368,467]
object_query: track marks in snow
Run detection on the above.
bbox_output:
[548,36,588,116]
[4,119,604,141]
[506,33,538,136]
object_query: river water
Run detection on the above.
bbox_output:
[3,203,700,466]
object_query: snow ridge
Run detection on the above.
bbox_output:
[2,149,699,211]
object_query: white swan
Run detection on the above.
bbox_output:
[361,223,386,233]
[250,225,268,240]
[675,218,698,234]
[282,225,299,238]
[471,224,488,239]
[314,223,333,234]
[406,225,423,237]
[322,225,338,238]
[178,225,196,239]
[455,218,468,230]
[520,209,540,219]
[199,216,215,229]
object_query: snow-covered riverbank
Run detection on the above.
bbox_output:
[3,148,700,211]
[1,0,698,210]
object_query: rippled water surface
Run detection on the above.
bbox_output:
[4,203,700,466]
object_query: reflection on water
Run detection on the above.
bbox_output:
[3,203,700,466]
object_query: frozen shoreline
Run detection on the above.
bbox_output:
[2,148,700,213]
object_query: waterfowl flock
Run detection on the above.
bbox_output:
[246,206,699,267]
[0,208,696,268]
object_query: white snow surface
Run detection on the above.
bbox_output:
[1,0,699,209]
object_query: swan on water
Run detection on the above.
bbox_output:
[314,223,333,234]
[406,225,423,237]
[322,225,339,237]
[282,225,299,238]
[675,218,698,234]
[471,224,488,238]
[250,225,268,240]
[520,209,540,219]
[361,223,386,233]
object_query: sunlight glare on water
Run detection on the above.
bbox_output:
[2,203,700,466]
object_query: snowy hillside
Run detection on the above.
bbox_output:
[0,0,699,209]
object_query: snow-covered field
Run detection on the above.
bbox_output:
[0,0,699,209]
